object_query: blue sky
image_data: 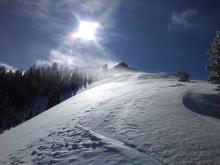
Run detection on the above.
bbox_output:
[0,0,220,79]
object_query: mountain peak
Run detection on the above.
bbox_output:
[117,62,128,68]
[110,62,137,73]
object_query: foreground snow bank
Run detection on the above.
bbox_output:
[0,73,220,164]
[8,123,162,165]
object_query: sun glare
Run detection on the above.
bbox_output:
[73,21,100,41]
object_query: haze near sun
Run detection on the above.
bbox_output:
[72,21,100,41]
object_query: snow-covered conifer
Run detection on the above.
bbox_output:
[207,31,220,83]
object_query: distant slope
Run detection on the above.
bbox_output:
[0,72,220,164]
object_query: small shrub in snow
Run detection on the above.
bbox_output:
[176,67,190,82]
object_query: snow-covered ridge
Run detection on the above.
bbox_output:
[0,72,220,164]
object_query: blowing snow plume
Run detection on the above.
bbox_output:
[36,37,118,69]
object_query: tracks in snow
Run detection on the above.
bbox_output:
[8,122,163,165]
[78,124,164,165]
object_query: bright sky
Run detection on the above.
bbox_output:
[0,0,220,79]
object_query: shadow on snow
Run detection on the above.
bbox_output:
[183,92,220,119]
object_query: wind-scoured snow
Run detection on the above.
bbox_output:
[0,72,220,164]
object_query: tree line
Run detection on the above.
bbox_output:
[0,63,106,132]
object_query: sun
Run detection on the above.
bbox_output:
[73,21,100,41]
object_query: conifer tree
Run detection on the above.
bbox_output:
[207,31,220,83]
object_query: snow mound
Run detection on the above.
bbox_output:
[183,91,220,125]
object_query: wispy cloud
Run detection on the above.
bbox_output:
[0,61,17,72]
[168,8,198,31]
[1,0,121,35]
[36,47,118,69]
[1,0,121,68]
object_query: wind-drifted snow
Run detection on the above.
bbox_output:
[0,73,220,164]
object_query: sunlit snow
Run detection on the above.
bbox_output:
[0,72,220,164]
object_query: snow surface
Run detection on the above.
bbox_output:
[0,72,220,164]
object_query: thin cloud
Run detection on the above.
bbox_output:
[168,8,198,31]
[0,61,17,72]
[0,0,120,32]
[1,0,121,69]
[36,34,119,69]
[36,48,118,69]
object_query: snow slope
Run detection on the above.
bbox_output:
[0,72,220,164]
